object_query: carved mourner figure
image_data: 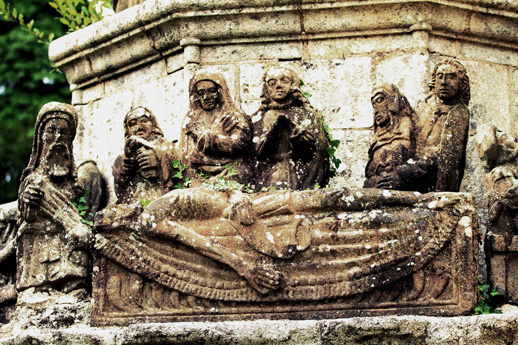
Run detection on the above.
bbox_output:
[375,59,470,192]
[478,124,518,235]
[364,84,416,189]
[17,102,91,293]
[252,67,330,191]
[113,107,177,204]
[180,71,252,185]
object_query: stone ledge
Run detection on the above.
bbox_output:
[49,0,518,90]
[3,310,518,344]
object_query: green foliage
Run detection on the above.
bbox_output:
[299,79,311,99]
[201,164,253,192]
[172,159,191,189]
[72,189,94,227]
[138,198,152,208]
[475,280,502,315]
[321,118,342,174]
[49,0,112,33]
[0,0,54,44]
[0,0,71,204]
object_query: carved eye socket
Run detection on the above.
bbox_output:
[267,79,276,87]
[281,77,291,83]
[376,96,385,104]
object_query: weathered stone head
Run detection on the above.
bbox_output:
[371,84,414,130]
[477,124,518,171]
[124,107,164,142]
[429,58,470,106]
[188,71,237,114]
[22,102,78,183]
[260,67,310,110]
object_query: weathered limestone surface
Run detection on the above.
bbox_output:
[4,309,518,344]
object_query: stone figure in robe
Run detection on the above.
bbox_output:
[251,67,330,191]
[364,84,416,190]
[180,71,252,185]
[477,124,518,235]
[17,102,92,293]
[113,107,178,204]
[375,59,470,192]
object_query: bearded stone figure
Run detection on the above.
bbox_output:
[180,71,252,185]
[252,67,330,191]
[374,59,470,192]
[113,107,178,204]
[364,84,416,190]
[17,102,92,294]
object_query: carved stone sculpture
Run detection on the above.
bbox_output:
[17,102,92,294]
[78,160,105,221]
[113,107,178,204]
[373,59,470,192]
[113,0,147,13]
[251,67,331,191]
[180,71,252,185]
[364,84,416,190]
[477,124,518,303]
[0,202,17,323]
[92,187,477,324]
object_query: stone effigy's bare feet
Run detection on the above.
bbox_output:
[240,264,282,295]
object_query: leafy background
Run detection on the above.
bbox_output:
[0,1,70,203]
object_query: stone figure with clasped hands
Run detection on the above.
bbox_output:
[251,67,330,191]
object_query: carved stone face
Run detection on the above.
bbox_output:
[40,117,72,177]
[126,113,154,140]
[195,80,219,111]
[266,69,293,103]
[372,92,391,127]
[435,64,460,104]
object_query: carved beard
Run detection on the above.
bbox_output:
[43,143,72,177]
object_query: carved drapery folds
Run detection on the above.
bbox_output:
[365,59,470,193]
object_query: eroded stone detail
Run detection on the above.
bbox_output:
[113,107,178,204]
[251,67,331,191]
[478,124,518,303]
[17,102,92,295]
[92,188,477,324]
[180,71,253,185]
[369,59,470,193]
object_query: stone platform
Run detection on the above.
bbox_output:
[3,309,518,345]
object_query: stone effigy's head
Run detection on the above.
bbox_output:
[23,102,78,180]
[188,71,237,114]
[429,59,470,106]
[260,67,310,110]
[124,107,163,141]
[477,124,518,170]
[371,84,413,130]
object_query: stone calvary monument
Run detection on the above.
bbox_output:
[2,0,518,343]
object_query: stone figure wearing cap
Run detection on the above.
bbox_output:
[180,71,252,185]
[17,102,92,293]
[251,67,330,191]
[364,84,416,190]
[113,107,178,204]
[374,59,470,192]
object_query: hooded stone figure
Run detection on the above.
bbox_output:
[364,84,416,189]
[180,71,252,185]
[251,67,330,191]
[17,102,91,293]
[375,59,470,193]
[113,107,178,204]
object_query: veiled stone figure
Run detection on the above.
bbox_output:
[17,102,91,293]
[364,84,416,190]
[113,107,178,204]
[376,59,470,192]
[180,71,252,185]
[252,67,330,191]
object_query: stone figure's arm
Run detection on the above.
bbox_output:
[376,155,436,191]
[113,154,137,198]
[198,113,252,156]
[19,175,44,222]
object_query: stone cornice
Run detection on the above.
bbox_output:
[49,0,518,90]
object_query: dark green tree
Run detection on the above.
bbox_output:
[0,1,71,203]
